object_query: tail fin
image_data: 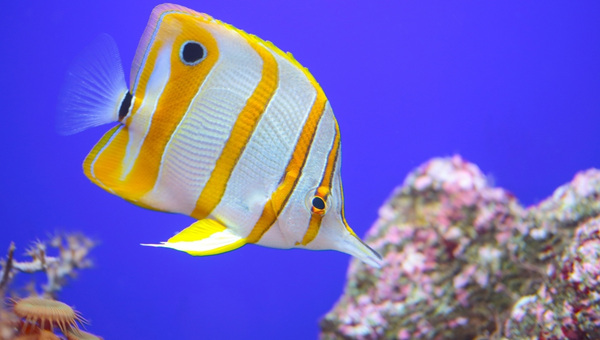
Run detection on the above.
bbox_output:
[57,34,128,135]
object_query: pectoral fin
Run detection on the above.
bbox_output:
[142,219,246,256]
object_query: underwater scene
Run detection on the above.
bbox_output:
[1,1,599,339]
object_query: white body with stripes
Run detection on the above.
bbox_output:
[58,3,381,267]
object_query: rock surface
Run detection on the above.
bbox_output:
[320,156,600,339]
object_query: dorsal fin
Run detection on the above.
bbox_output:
[130,3,212,92]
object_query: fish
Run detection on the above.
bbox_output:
[57,3,382,268]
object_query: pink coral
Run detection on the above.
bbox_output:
[320,156,600,339]
[505,218,600,339]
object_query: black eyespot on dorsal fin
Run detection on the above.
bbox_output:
[118,91,132,121]
[181,41,206,66]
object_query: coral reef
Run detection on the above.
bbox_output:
[0,234,100,340]
[504,217,600,339]
[320,156,600,339]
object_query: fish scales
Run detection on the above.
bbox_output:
[58,3,382,267]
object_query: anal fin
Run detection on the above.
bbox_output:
[142,219,246,256]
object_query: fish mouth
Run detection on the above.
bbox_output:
[341,233,383,268]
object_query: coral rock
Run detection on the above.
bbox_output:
[320,156,600,339]
[504,217,600,339]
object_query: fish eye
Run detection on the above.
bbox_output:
[180,41,206,65]
[304,187,331,215]
[311,196,327,215]
[312,196,326,210]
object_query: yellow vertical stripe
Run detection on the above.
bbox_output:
[190,39,279,220]
[301,216,323,246]
[130,5,214,91]
[300,122,340,245]
[245,94,328,244]
[124,14,219,199]
[84,125,127,191]
[92,13,220,203]
[127,37,165,121]
[338,171,356,237]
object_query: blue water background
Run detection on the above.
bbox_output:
[1,1,599,339]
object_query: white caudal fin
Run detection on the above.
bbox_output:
[57,33,129,135]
